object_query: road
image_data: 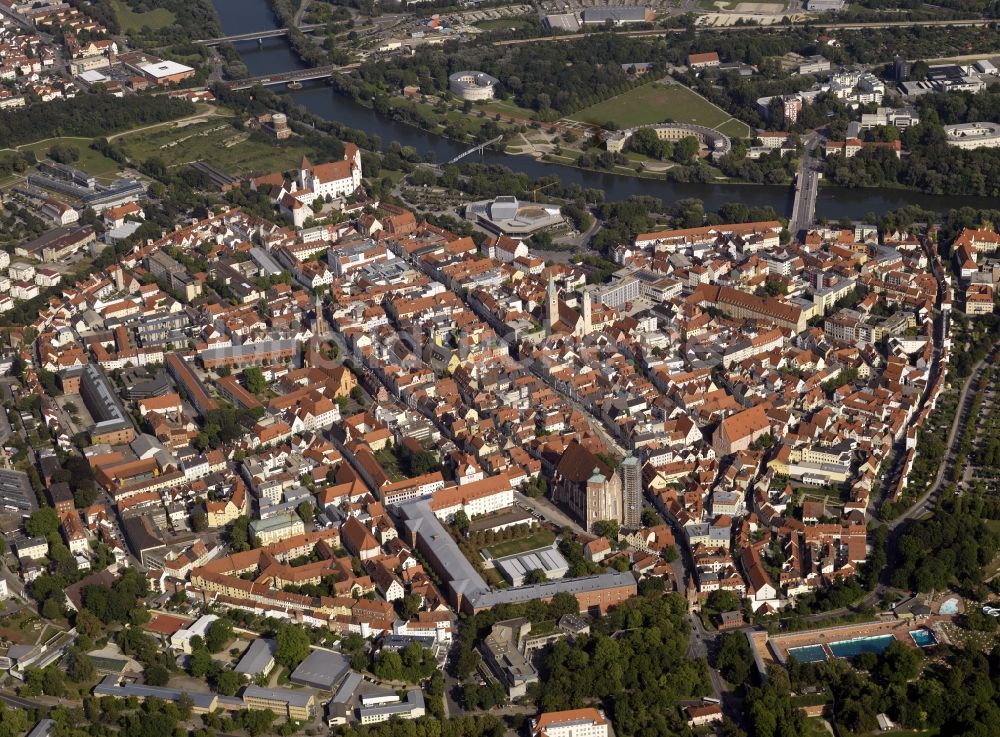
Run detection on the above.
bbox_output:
[527,366,627,457]
[292,0,314,27]
[788,133,820,239]
[494,16,998,45]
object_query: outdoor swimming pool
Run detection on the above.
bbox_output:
[939,598,959,615]
[828,634,897,658]
[910,629,937,647]
[787,644,828,663]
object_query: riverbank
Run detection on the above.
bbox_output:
[208,0,1000,219]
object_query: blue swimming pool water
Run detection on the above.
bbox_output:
[828,634,897,658]
[939,598,959,615]
[787,644,828,663]
[910,629,937,647]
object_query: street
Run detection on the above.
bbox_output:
[788,133,821,239]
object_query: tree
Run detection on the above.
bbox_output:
[42,597,62,619]
[453,509,470,534]
[716,632,752,685]
[66,647,96,682]
[593,519,620,541]
[228,515,251,552]
[145,663,170,686]
[876,640,921,684]
[275,624,311,670]
[373,649,404,681]
[238,709,276,737]
[0,702,29,737]
[214,668,243,696]
[296,500,314,524]
[673,135,700,163]
[398,593,422,620]
[707,590,740,612]
[188,507,207,532]
[42,666,67,697]
[525,569,548,584]
[75,608,103,638]
[206,618,234,653]
[189,648,213,678]
[26,506,60,537]
[244,367,267,395]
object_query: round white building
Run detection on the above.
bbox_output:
[449,71,499,101]
[944,122,1000,150]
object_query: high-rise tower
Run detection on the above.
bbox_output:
[620,455,641,529]
[545,274,559,334]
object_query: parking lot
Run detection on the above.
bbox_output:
[442,4,532,24]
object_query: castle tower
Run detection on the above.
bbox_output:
[582,288,593,336]
[545,274,558,335]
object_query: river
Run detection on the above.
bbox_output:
[210,0,995,219]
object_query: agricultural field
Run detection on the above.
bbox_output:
[112,0,176,32]
[570,82,746,134]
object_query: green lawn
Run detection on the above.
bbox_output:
[486,528,557,559]
[18,137,122,179]
[113,0,176,32]
[716,117,752,139]
[479,98,538,120]
[570,82,734,130]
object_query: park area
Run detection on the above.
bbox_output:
[115,119,315,176]
[569,82,750,138]
[112,0,175,32]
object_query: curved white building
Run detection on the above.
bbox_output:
[449,71,499,101]
[944,122,1000,150]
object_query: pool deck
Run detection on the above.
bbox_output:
[754,617,944,667]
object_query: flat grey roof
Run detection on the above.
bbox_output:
[249,247,284,277]
[330,671,364,704]
[243,685,314,708]
[93,675,217,709]
[357,689,424,720]
[0,470,36,515]
[235,638,277,676]
[399,499,490,602]
[289,649,350,690]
